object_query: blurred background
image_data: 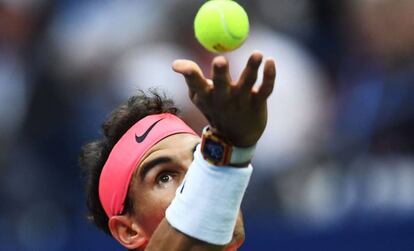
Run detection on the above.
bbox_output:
[1,0,413,250]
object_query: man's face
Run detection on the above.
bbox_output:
[128,133,245,250]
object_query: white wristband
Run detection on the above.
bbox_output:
[165,145,253,245]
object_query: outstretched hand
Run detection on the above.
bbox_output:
[172,51,276,147]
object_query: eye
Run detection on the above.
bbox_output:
[156,172,175,186]
[159,173,172,183]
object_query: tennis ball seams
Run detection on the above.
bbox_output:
[193,0,249,53]
[212,5,244,40]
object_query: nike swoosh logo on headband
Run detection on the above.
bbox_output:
[135,118,164,143]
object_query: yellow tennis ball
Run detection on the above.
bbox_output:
[194,0,249,53]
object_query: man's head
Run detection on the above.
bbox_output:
[80,91,245,250]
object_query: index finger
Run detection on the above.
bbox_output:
[172,59,211,96]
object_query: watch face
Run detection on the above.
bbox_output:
[204,138,225,161]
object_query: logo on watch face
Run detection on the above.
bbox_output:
[135,118,164,143]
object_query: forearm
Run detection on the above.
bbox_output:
[149,51,275,251]
[145,219,224,251]
[146,146,252,250]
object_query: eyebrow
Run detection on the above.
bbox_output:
[139,143,199,181]
[140,157,172,181]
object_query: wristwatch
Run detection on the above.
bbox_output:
[200,126,256,166]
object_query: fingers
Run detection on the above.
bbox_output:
[172,59,210,96]
[173,54,276,105]
[211,56,232,92]
[238,51,263,91]
[256,58,276,100]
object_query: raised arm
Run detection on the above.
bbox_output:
[145,51,275,251]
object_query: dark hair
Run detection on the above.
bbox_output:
[79,90,179,235]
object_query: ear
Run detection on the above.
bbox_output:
[108,215,148,250]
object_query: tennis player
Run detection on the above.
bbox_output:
[80,51,276,250]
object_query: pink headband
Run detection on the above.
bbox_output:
[99,113,197,217]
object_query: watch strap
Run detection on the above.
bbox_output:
[230,144,256,165]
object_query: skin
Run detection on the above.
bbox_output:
[108,51,276,250]
[172,51,276,147]
[130,134,201,238]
